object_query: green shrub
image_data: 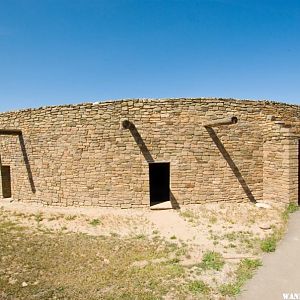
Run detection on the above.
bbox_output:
[188,280,210,294]
[135,234,146,239]
[286,203,299,214]
[65,215,77,221]
[219,258,262,296]
[219,283,240,296]
[260,236,277,252]
[282,203,299,222]
[89,218,101,226]
[200,251,225,271]
[34,213,43,223]
[236,258,262,282]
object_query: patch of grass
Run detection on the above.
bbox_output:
[89,218,101,226]
[187,280,210,294]
[282,202,299,223]
[200,251,225,271]
[236,258,262,282]
[223,231,260,253]
[260,235,277,252]
[180,210,196,219]
[209,233,220,241]
[224,232,238,241]
[12,212,27,218]
[135,234,146,239]
[65,215,77,221]
[34,213,44,223]
[260,208,293,253]
[175,247,187,257]
[166,242,178,250]
[209,216,217,224]
[47,215,60,221]
[219,258,262,296]
[164,262,184,276]
[167,257,180,264]
[261,202,299,254]
[110,232,119,237]
[0,219,22,231]
[286,202,299,213]
[219,283,240,297]
[179,210,198,224]
[170,235,177,240]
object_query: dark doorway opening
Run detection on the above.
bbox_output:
[149,162,170,206]
[1,166,12,198]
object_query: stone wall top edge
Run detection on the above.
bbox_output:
[0,97,299,117]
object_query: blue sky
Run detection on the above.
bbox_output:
[0,0,299,112]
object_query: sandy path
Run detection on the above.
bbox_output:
[0,199,213,249]
[149,210,202,243]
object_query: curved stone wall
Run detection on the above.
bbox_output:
[0,98,299,208]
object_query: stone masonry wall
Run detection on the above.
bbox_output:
[0,98,299,208]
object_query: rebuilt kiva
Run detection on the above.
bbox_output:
[0,98,299,208]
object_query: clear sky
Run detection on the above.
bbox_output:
[0,0,299,112]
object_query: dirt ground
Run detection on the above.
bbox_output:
[0,199,289,299]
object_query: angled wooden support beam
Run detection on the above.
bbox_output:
[204,116,238,127]
[0,129,22,136]
[121,119,134,130]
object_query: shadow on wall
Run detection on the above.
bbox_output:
[18,134,36,193]
[0,130,36,195]
[205,126,256,203]
[124,121,180,209]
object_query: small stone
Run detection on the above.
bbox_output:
[131,260,148,268]
[8,278,17,285]
[21,282,28,287]
[256,202,271,209]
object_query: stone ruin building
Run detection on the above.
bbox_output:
[0,98,299,208]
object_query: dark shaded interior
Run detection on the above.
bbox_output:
[1,165,12,198]
[149,162,170,206]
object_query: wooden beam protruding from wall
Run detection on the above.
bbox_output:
[0,129,22,136]
[203,116,238,127]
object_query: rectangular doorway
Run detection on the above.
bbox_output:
[1,166,12,198]
[149,162,170,206]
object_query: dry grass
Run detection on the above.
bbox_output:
[0,216,189,299]
[0,201,296,299]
